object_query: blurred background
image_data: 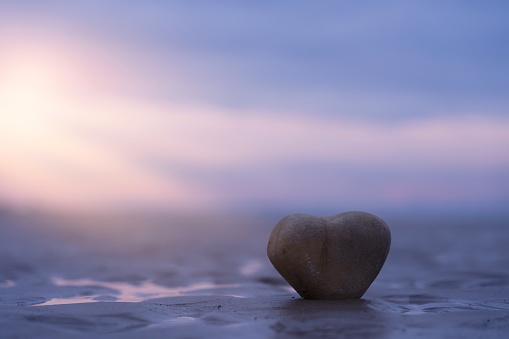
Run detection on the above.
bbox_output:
[0,0,508,218]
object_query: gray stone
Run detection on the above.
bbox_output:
[267,211,391,300]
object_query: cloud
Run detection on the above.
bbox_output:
[2,1,508,120]
[3,96,506,211]
[1,1,508,212]
[94,104,508,171]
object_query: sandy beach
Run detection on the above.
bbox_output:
[1,211,508,338]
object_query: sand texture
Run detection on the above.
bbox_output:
[1,212,508,338]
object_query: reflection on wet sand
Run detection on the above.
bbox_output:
[35,277,241,306]
[239,259,264,276]
[0,280,15,288]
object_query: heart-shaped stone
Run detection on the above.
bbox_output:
[267,211,391,300]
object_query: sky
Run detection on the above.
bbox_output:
[0,1,508,215]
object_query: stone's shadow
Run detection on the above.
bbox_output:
[269,298,396,338]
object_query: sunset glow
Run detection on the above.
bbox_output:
[0,55,63,134]
[0,5,508,214]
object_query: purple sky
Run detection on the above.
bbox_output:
[0,1,508,214]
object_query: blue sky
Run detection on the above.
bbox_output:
[0,1,508,214]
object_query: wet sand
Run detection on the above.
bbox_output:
[1,212,508,338]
